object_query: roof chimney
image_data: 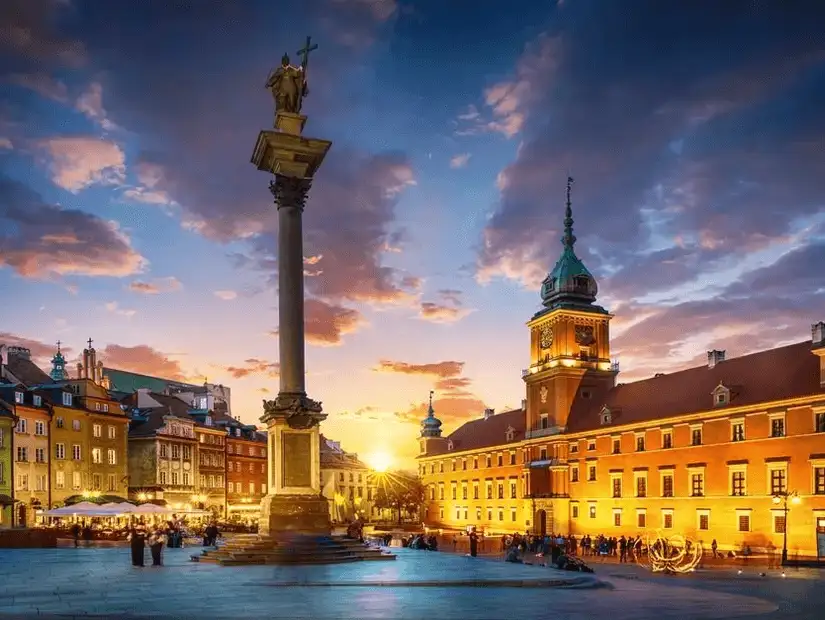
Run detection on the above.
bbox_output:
[521,399,527,411]
[813,322,825,349]
[483,408,495,420]
[707,350,726,369]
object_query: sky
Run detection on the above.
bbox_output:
[1,0,824,470]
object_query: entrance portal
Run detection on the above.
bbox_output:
[17,504,26,528]
[536,509,547,536]
[816,517,825,558]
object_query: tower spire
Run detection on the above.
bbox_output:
[562,175,576,250]
[427,390,434,416]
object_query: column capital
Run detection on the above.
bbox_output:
[262,392,326,429]
[269,175,313,211]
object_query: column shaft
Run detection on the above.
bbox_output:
[272,175,311,395]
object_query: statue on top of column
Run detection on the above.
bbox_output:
[265,37,318,117]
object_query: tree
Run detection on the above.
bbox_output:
[372,472,426,525]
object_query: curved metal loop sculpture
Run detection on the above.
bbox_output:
[633,532,703,574]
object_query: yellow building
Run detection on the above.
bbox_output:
[1,342,130,506]
[320,435,376,523]
[0,396,18,527]
[420,182,825,558]
[0,386,51,526]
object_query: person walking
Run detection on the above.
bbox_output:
[70,523,80,548]
[129,528,145,567]
[469,527,479,558]
[711,539,719,559]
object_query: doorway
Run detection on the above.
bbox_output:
[17,504,26,528]
[816,517,825,558]
[536,509,547,537]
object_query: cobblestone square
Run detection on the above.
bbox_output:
[1,547,821,619]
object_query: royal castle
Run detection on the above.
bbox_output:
[418,181,825,558]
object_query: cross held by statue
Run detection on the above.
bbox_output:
[297,36,318,73]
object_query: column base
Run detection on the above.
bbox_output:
[259,494,331,538]
[262,392,326,429]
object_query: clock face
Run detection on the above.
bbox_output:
[575,325,595,346]
[539,325,553,349]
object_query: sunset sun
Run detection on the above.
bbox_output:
[365,451,393,473]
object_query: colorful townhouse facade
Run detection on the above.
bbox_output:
[213,412,267,522]
[0,397,17,527]
[418,187,825,558]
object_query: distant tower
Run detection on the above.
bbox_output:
[49,341,68,381]
[419,390,446,455]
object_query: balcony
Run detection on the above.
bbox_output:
[526,426,563,439]
[527,458,567,469]
[525,492,570,499]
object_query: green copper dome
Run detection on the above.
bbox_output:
[420,391,442,438]
[539,177,602,312]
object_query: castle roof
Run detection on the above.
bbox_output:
[423,408,525,457]
[568,340,822,433]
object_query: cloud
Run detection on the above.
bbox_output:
[75,82,117,130]
[224,358,280,379]
[0,331,71,364]
[101,344,188,380]
[127,277,182,295]
[0,0,87,68]
[418,288,473,324]
[37,136,125,192]
[374,360,465,378]
[456,34,560,138]
[0,138,12,149]
[325,0,399,48]
[122,162,175,206]
[449,153,471,169]
[213,290,237,301]
[474,4,825,295]
[0,174,146,279]
[304,298,366,346]
[6,72,68,102]
[104,301,136,318]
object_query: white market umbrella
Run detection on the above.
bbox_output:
[134,503,168,514]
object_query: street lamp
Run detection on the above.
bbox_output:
[772,490,801,565]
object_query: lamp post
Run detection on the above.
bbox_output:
[772,490,801,565]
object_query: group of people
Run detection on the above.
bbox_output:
[403,533,439,551]
[128,527,167,567]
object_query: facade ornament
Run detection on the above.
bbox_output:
[540,385,548,404]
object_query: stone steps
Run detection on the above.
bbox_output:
[191,536,395,566]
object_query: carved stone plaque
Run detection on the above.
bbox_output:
[282,432,312,488]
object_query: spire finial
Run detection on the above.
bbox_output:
[428,390,434,415]
[56,340,61,353]
[87,337,93,349]
[562,175,576,250]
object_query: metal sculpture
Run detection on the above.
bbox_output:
[633,532,703,574]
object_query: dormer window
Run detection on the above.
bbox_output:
[574,276,589,289]
[33,395,42,407]
[712,382,731,407]
[205,415,212,426]
[447,440,454,451]
[14,391,24,404]
[505,426,515,442]
[62,392,72,406]
[600,406,612,425]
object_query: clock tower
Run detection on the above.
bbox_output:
[524,178,617,436]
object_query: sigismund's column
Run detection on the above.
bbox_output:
[252,40,332,538]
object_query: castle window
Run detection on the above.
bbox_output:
[33,395,42,407]
[580,389,592,399]
[612,438,620,454]
[690,426,703,446]
[62,393,72,406]
[661,429,672,449]
[540,413,549,429]
[635,433,645,452]
[505,427,515,442]
[731,419,745,442]
[815,412,825,433]
[587,439,596,451]
[569,443,578,454]
[769,413,785,438]
[447,440,453,451]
